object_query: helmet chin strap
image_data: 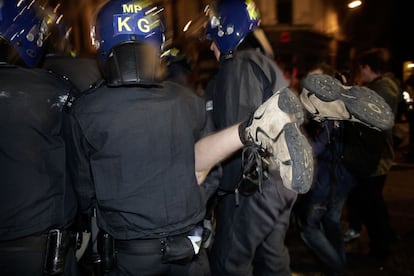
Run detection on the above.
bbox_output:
[104,42,162,87]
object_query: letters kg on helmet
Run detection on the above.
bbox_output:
[205,0,260,55]
[91,0,165,66]
[0,0,53,67]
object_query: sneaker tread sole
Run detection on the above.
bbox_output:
[302,74,394,130]
[283,123,314,193]
[248,87,313,194]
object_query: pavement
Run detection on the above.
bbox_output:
[287,145,414,276]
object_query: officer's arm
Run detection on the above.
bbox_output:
[194,123,243,184]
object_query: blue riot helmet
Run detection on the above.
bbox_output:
[205,0,260,56]
[0,0,50,67]
[91,0,166,86]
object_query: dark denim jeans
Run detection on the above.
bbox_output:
[299,120,355,275]
[300,196,347,276]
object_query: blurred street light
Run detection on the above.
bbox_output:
[347,1,362,9]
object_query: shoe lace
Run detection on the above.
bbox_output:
[235,144,269,205]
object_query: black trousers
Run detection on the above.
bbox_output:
[107,238,210,276]
[210,172,297,276]
[0,234,79,276]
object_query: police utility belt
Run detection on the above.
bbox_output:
[0,228,78,275]
[100,225,205,270]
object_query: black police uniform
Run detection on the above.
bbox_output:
[0,64,79,276]
[64,79,210,275]
[206,49,298,275]
[43,55,102,93]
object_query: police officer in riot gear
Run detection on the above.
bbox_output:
[0,1,79,275]
[64,0,215,275]
[203,0,312,275]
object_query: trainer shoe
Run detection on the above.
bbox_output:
[243,87,314,194]
[344,228,360,242]
[300,73,394,131]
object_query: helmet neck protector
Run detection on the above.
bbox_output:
[104,42,164,87]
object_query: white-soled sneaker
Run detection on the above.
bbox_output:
[244,87,314,194]
[300,73,394,131]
